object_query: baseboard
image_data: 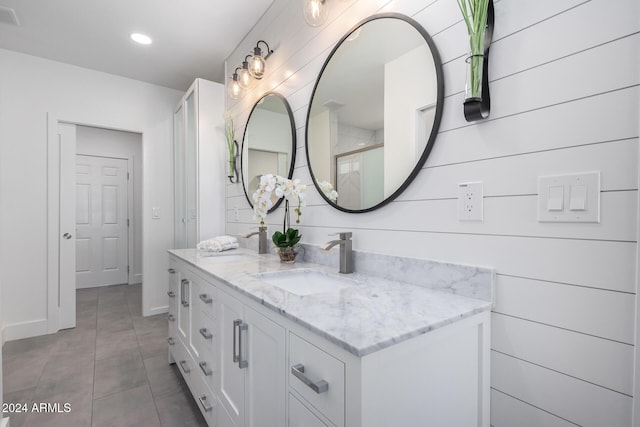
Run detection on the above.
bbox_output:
[2,319,49,342]
[144,305,168,317]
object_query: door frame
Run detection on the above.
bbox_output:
[47,113,143,333]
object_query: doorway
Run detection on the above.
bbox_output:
[47,119,143,332]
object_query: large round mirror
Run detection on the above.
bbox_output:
[305,13,443,212]
[241,92,296,210]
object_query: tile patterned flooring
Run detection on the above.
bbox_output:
[2,284,207,427]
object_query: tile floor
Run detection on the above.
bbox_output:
[2,284,207,427]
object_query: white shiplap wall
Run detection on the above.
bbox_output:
[224,0,640,425]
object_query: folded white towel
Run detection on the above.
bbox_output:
[197,235,239,254]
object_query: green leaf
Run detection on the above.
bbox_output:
[272,228,301,248]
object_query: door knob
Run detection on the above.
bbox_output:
[63,233,72,240]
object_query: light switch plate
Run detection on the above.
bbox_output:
[538,172,600,222]
[458,182,483,221]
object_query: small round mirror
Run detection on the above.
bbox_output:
[241,92,296,211]
[305,13,444,212]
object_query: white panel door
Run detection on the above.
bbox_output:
[219,289,246,427]
[75,155,128,288]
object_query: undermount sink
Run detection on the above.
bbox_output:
[252,268,356,296]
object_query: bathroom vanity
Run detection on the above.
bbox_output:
[167,248,492,427]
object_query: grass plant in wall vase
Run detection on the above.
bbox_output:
[224,111,239,183]
[253,174,306,262]
[457,0,494,121]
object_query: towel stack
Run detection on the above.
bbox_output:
[196,235,239,256]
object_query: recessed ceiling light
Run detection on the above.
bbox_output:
[130,33,152,45]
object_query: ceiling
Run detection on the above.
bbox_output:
[0,0,275,91]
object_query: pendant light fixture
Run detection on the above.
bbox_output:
[228,67,244,100]
[248,40,273,80]
[303,0,328,27]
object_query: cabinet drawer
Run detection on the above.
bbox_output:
[289,333,344,427]
[289,393,329,427]
[196,346,218,393]
[194,308,216,356]
[196,281,217,319]
[193,375,217,426]
[174,338,196,391]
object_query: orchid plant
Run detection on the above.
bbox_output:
[318,180,338,202]
[252,174,307,249]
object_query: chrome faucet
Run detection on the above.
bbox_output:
[245,226,268,254]
[321,232,353,274]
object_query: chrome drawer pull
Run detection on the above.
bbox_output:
[167,314,175,322]
[181,279,190,307]
[199,293,213,304]
[167,337,175,346]
[199,361,213,376]
[198,395,213,413]
[168,268,176,274]
[199,328,213,340]
[232,319,249,369]
[167,291,175,297]
[291,364,329,394]
[179,360,191,374]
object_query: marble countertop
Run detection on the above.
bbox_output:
[169,248,492,357]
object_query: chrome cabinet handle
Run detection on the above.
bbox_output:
[291,364,329,394]
[168,268,176,274]
[198,395,213,413]
[63,233,72,240]
[232,319,248,368]
[238,321,248,369]
[179,360,191,374]
[181,279,190,307]
[199,328,212,340]
[232,319,241,363]
[167,291,175,297]
[199,293,212,304]
[199,361,213,376]
[167,314,175,322]
[167,337,175,346]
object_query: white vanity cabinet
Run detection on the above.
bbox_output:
[167,252,490,427]
[218,288,287,427]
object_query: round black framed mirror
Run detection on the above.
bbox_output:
[305,13,444,213]
[241,92,297,212]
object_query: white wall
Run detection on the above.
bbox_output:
[0,48,183,339]
[76,126,143,285]
[224,0,640,425]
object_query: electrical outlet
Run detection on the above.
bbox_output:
[458,182,483,221]
[234,205,240,221]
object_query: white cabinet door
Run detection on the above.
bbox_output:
[219,289,246,427]
[245,306,286,427]
[218,290,287,427]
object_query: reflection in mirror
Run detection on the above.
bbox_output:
[306,14,443,212]
[241,93,296,210]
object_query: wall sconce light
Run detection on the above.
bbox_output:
[228,67,244,100]
[248,40,273,80]
[238,55,253,90]
[303,0,328,27]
